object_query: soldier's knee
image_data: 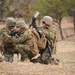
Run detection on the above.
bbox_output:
[24,45,30,51]
[15,44,30,51]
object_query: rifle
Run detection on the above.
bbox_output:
[8,29,18,36]
[30,11,42,37]
[46,39,52,58]
[29,11,40,28]
[3,29,18,37]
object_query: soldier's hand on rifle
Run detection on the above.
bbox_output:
[3,32,11,38]
[39,30,42,34]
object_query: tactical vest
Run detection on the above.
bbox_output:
[24,29,39,56]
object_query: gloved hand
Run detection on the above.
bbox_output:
[3,32,11,38]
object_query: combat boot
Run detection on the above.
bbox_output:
[4,54,13,63]
[50,57,59,65]
[31,56,42,63]
[9,55,13,63]
[0,57,3,62]
[21,56,26,62]
[31,54,40,60]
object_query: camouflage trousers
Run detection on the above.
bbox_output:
[3,48,16,62]
[15,44,30,61]
[41,48,59,65]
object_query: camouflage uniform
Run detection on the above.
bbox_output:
[42,27,56,54]
[0,17,16,62]
[40,16,58,64]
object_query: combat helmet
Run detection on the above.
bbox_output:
[42,16,53,25]
[16,20,26,28]
[6,17,16,26]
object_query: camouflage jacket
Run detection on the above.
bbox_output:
[42,27,56,40]
[0,27,14,49]
[42,27,57,54]
[11,29,32,44]
[0,27,12,43]
[11,29,40,56]
[0,27,10,38]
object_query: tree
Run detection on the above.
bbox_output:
[37,0,69,39]
[13,0,34,23]
[0,0,6,19]
[0,0,15,19]
[0,0,33,22]
[30,0,69,39]
[67,0,75,33]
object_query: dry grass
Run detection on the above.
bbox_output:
[0,17,75,75]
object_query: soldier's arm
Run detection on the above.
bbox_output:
[44,28,56,40]
[49,28,56,40]
[0,28,9,34]
[0,28,9,38]
[0,28,12,43]
[12,33,32,44]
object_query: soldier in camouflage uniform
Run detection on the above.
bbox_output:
[40,16,58,64]
[7,20,40,62]
[0,17,16,62]
[9,20,30,62]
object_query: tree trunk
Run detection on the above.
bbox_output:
[38,17,41,26]
[0,11,2,19]
[58,18,64,40]
[73,14,75,33]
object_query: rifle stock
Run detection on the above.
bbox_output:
[46,39,52,57]
[29,11,39,28]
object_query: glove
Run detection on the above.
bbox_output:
[3,32,11,38]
